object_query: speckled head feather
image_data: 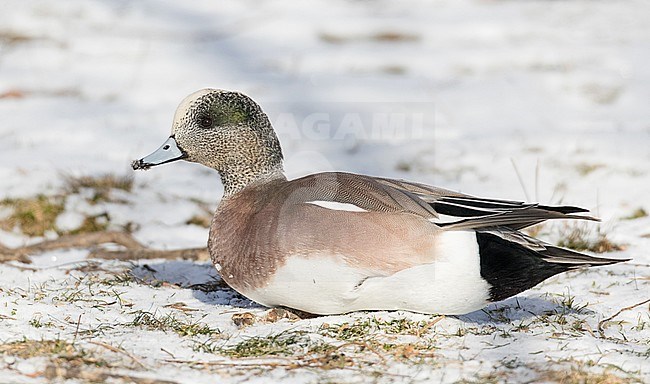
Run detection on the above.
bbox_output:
[172,89,284,196]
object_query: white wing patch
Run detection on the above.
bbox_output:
[429,214,463,224]
[306,200,368,212]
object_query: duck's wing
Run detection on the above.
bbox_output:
[373,176,597,230]
[289,172,597,230]
[283,172,438,218]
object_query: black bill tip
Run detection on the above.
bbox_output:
[131,159,151,171]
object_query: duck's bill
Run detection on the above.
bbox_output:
[132,136,187,171]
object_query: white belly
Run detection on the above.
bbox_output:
[241,231,491,315]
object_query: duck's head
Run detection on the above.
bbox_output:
[133,89,284,195]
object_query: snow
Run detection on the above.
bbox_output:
[1,0,649,382]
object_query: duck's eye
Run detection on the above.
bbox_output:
[197,115,213,128]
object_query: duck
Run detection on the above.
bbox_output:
[132,89,627,315]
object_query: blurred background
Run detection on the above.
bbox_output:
[1,0,648,248]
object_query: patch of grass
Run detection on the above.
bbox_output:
[67,213,110,235]
[511,320,532,333]
[552,291,590,314]
[28,282,49,301]
[127,310,220,338]
[452,325,499,337]
[456,372,508,384]
[185,214,211,228]
[0,338,74,359]
[99,270,134,286]
[622,208,648,220]
[482,306,514,323]
[632,313,650,332]
[381,342,436,362]
[395,159,413,172]
[372,31,420,42]
[320,321,373,340]
[319,31,420,44]
[0,31,35,45]
[459,360,640,384]
[575,162,605,176]
[0,337,108,367]
[319,317,436,340]
[375,318,435,335]
[64,173,133,204]
[556,224,625,253]
[380,65,407,75]
[29,316,54,328]
[218,332,310,358]
[537,365,636,384]
[186,199,214,228]
[522,293,595,336]
[0,173,135,236]
[201,331,352,369]
[199,324,438,368]
[0,195,64,236]
[195,332,351,369]
[52,287,85,303]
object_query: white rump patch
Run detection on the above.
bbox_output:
[306,200,368,212]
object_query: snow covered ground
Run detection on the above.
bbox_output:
[0,0,648,382]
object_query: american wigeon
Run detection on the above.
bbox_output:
[132,89,627,315]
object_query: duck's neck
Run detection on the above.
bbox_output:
[220,163,286,197]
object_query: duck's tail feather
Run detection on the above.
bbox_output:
[476,231,629,302]
[536,244,629,266]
